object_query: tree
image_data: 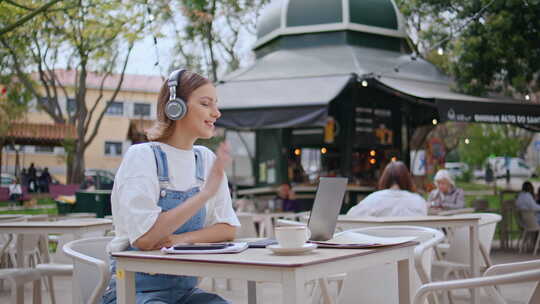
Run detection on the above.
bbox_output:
[0,0,63,36]
[171,0,270,80]
[395,0,540,98]
[0,78,31,175]
[458,124,533,167]
[1,0,167,183]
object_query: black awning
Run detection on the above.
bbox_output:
[216,75,352,130]
[436,99,540,129]
[371,76,540,128]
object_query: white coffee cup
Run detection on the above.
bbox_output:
[274,226,311,248]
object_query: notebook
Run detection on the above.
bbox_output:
[248,177,348,248]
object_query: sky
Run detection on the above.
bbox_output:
[124,35,175,77]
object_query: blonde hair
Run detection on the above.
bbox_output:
[146,70,210,142]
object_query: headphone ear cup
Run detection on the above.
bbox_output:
[165,98,187,121]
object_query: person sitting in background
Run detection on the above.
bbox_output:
[80,176,96,191]
[536,186,540,206]
[8,177,23,207]
[516,181,540,224]
[273,183,299,212]
[346,161,427,217]
[428,169,465,210]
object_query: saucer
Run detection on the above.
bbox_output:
[267,243,317,255]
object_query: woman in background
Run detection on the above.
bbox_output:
[516,181,540,224]
[428,169,465,210]
[346,161,427,217]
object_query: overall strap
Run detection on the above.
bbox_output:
[193,147,205,182]
[150,144,170,189]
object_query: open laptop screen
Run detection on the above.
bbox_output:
[307,177,348,241]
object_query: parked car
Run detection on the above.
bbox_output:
[444,162,469,179]
[0,173,16,188]
[83,169,115,190]
[475,157,534,179]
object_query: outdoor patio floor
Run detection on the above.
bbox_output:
[1,245,538,304]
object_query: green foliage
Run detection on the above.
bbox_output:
[172,0,271,79]
[395,0,540,96]
[195,135,224,151]
[458,124,530,166]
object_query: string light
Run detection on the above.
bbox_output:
[464,138,470,144]
[369,158,376,165]
[525,94,530,101]
[294,148,301,156]
[437,47,444,55]
[321,147,327,154]
[432,119,438,125]
[361,80,368,87]
[369,150,376,157]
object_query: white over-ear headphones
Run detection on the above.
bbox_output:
[165,69,187,120]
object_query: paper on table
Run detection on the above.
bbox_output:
[311,231,416,248]
[161,242,248,254]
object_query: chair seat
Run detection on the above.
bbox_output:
[36,263,74,275]
[0,268,42,282]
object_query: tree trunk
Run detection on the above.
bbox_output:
[69,140,86,184]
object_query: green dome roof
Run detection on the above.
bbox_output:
[255,0,406,48]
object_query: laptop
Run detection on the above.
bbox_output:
[248,177,348,247]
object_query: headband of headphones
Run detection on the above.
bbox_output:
[167,69,186,101]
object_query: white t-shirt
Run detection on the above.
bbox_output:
[8,184,22,195]
[346,189,427,217]
[108,142,240,252]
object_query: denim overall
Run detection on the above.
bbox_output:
[102,145,228,304]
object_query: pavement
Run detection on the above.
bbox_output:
[1,247,538,304]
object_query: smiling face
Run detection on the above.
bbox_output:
[176,83,220,140]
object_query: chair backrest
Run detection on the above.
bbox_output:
[473,199,489,212]
[337,225,444,304]
[235,213,258,238]
[445,213,502,266]
[63,237,113,304]
[415,260,540,304]
[518,210,540,230]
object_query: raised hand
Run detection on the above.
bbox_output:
[201,142,231,199]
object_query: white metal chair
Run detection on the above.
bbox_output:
[324,225,445,304]
[0,268,42,304]
[431,213,501,303]
[414,260,540,304]
[63,237,113,304]
[235,213,259,238]
[517,210,540,255]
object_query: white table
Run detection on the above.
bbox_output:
[0,218,113,266]
[113,243,416,304]
[337,215,481,304]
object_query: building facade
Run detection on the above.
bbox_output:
[2,70,162,183]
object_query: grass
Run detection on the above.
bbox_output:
[0,197,56,208]
[0,208,58,215]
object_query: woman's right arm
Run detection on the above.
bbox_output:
[134,143,231,250]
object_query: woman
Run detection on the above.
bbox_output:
[102,69,240,304]
[427,169,465,210]
[516,181,540,224]
[346,161,427,217]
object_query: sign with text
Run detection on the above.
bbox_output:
[437,99,540,126]
[354,106,394,147]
